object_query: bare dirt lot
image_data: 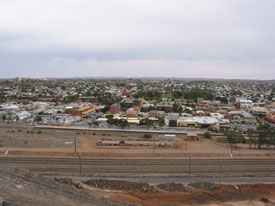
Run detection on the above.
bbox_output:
[0,123,274,159]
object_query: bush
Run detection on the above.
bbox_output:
[169,120,177,127]
[37,130,42,134]
[144,133,153,139]
[92,132,96,135]
[203,131,212,139]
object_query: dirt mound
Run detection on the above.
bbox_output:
[55,178,83,189]
[188,182,217,191]
[0,167,132,206]
[157,183,192,192]
[84,179,159,193]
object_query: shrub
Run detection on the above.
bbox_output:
[144,133,153,139]
[37,130,42,134]
[203,131,212,139]
[169,120,177,127]
[92,132,96,135]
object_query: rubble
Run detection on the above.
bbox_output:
[188,182,217,191]
[84,179,159,193]
[157,183,192,192]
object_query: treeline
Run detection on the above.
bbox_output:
[133,88,214,101]
[224,124,275,150]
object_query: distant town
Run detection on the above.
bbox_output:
[0,77,274,148]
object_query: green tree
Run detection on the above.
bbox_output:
[224,130,244,153]
[1,114,6,121]
[169,120,177,127]
[144,133,152,139]
[203,131,212,139]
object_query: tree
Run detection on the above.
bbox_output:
[34,116,42,122]
[144,133,152,139]
[169,120,177,127]
[224,130,244,153]
[203,131,212,139]
[1,114,6,121]
[247,129,257,149]
[139,118,154,130]
[257,124,274,149]
[158,118,164,126]
[101,106,110,114]
[118,119,129,129]
[93,121,99,126]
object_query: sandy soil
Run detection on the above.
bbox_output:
[108,183,275,206]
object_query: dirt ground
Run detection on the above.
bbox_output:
[0,123,274,159]
[56,178,275,206]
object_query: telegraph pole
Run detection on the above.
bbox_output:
[188,155,191,177]
[219,161,222,184]
[78,153,82,175]
[74,136,77,153]
[153,135,155,155]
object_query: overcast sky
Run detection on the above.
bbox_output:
[0,0,275,79]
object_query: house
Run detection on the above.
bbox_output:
[17,111,32,121]
[126,107,140,118]
[156,102,173,113]
[40,114,80,124]
[265,112,275,127]
[186,133,199,141]
[177,117,196,127]
[69,104,94,117]
[165,113,179,126]
[106,108,121,115]
[16,99,31,104]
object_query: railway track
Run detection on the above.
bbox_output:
[1,157,275,177]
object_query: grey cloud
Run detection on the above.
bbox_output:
[0,0,274,79]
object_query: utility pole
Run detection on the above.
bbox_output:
[74,136,77,153]
[188,155,191,177]
[78,153,82,175]
[153,135,155,155]
[219,161,222,184]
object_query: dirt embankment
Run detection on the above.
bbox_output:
[56,178,275,206]
[0,168,132,206]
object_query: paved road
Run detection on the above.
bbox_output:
[35,125,205,135]
[1,157,275,178]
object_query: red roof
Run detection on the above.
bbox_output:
[106,108,120,114]
[265,116,275,123]
[16,99,31,103]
